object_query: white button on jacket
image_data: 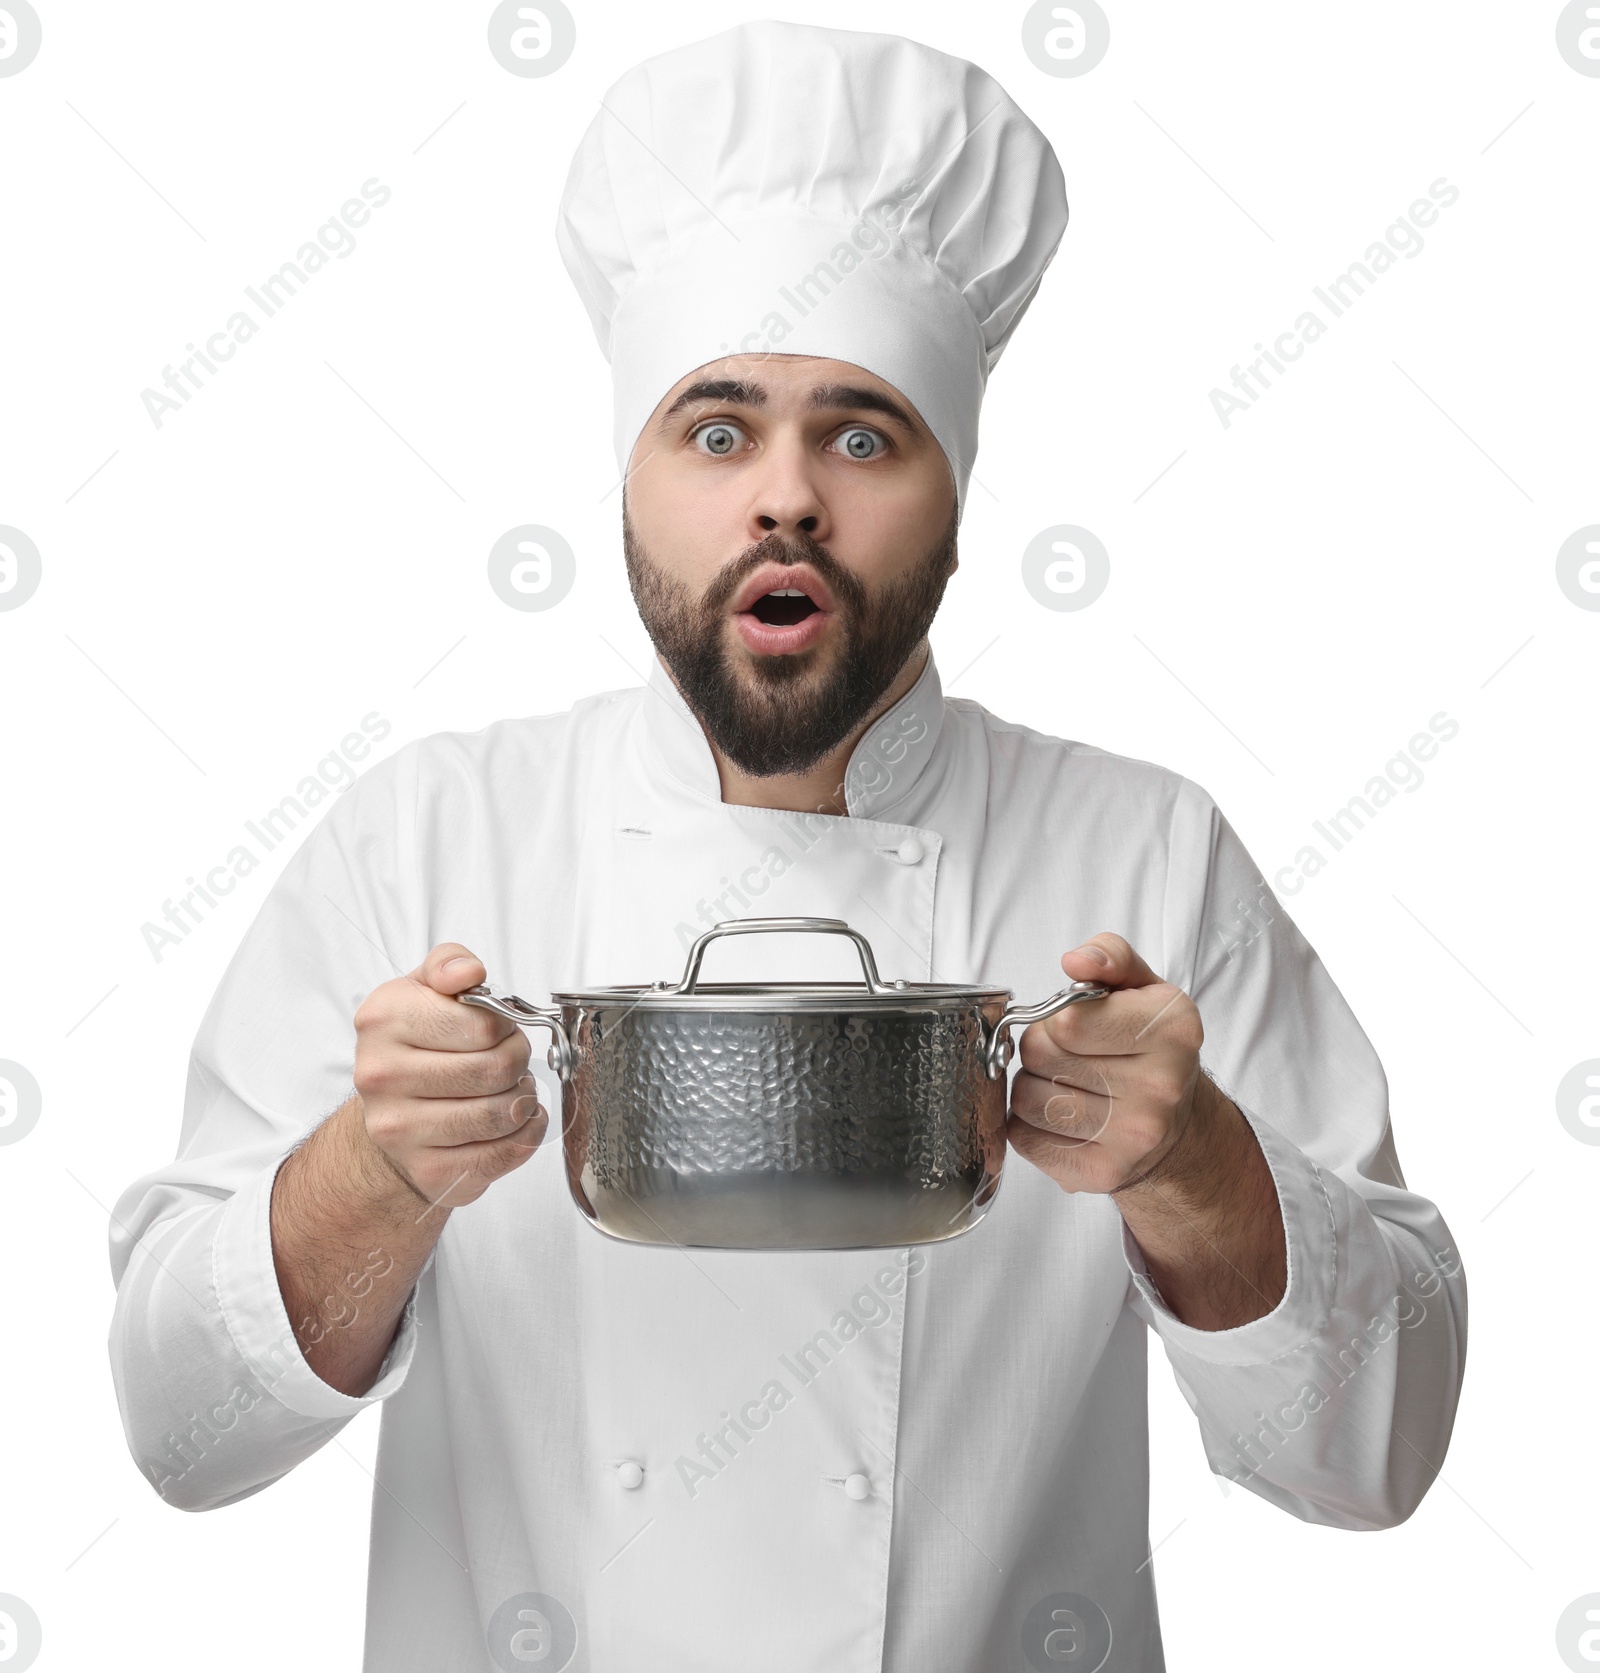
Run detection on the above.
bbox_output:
[107,651,1466,1672]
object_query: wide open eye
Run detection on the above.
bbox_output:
[692,421,745,457]
[835,426,888,461]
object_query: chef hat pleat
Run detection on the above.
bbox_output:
[555,20,1068,519]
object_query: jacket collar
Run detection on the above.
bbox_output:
[640,647,946,822]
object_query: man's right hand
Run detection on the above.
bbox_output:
[269,942,549,1397]
[353,943,548,1210]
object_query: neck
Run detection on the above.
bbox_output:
[659,642,930,817]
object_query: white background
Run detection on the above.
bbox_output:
[1,1,1595,1668]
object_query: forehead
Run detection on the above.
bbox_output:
[652,353,928,435]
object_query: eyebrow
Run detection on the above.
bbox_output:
[656,378,921,438]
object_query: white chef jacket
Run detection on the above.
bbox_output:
[108,649,1467,1672]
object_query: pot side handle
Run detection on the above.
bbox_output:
[985,982,1110,1080]
[458,985,574,1082]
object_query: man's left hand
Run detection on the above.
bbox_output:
[1007,933,1223,1195]
[1007,932,1288,1331]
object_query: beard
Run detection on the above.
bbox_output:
[622,506,958,779]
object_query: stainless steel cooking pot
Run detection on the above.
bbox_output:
[459,916,1109,1251]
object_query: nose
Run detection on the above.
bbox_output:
[745,431,830,547]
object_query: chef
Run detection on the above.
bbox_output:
[107,20,1467,1672]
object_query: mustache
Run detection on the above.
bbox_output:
[701,529,868,615]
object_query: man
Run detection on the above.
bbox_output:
[108,21,1466,1671]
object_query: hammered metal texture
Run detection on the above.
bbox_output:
[558,1002,1009,1249]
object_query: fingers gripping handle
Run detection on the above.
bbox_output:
[985,982,1110,1080]
[458,985,574,1082]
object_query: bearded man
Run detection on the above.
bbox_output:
[109,21,1465,1672]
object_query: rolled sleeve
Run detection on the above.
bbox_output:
[1136,779,1469,1529]
[212,1150,420,1422]
[108,738,431,1509]
[1121,1104,1336,1368]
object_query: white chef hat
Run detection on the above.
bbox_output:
[555,19,1067,521]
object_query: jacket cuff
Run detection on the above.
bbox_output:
[1122,1104,1337,1366]
[211,1147,420,1419]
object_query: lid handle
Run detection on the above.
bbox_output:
[673,916,896,995]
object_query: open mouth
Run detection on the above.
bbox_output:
[730,564,836,656]
[748,587,821,628]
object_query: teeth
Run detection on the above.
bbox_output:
[767,587,806,597]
